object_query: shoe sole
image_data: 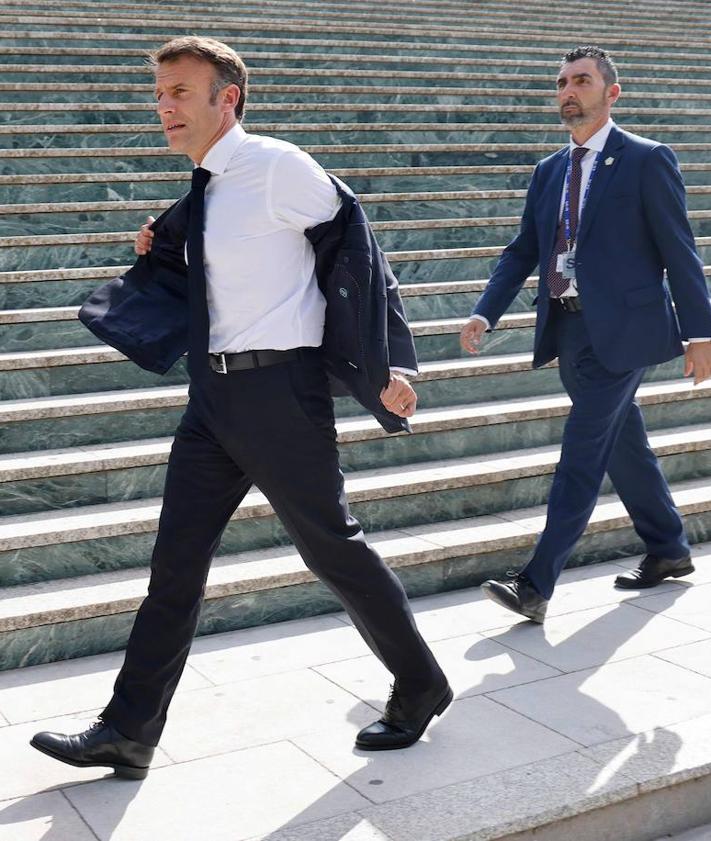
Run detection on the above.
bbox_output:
[354,685,454,752]
[614,562,695,590]
[481,583,546,624]
[30,738,150,780]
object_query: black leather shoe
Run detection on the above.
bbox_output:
[355,677,453,751]
[30,720,154,780]
[615,554,694,589]
[481,571,548,623]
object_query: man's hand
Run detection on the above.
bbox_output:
[380,372,417,418]
[684,341,711,385]
[134,216,156,255]
[460,318,488,354]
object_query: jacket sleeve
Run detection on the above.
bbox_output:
[472,163,541,329]
[373,230,418,374]
[640,143,711,340]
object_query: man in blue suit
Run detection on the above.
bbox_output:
[460,45,711,623]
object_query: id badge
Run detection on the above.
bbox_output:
[556,249,576,281]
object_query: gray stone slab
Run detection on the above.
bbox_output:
[488,655,711,748]
[65,741,369,841]
[358,751,635,841]
[584,711,711,794]
[403,559,681,642]
[655,824,711,840]
[0,650,209,724]
[654,637,711,679]
[631,581,711,632]
[479,600,709,673]
[314,632,560,708]
[187,615,371,686]
[0,713,173,799]
[158,669,378,763]
[294,694,575,804]
[0,790,98,841]
[246,814,395,841]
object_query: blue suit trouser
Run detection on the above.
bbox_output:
[522,309,690,599]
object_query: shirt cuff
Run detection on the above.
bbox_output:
[469,313,491,330]
[689,338,711,343]
[390,367,418,377]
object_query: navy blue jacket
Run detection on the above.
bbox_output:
[79,175,417,433]
[473,125,711,370]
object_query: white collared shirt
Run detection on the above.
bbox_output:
[556,117,615,297]
[197,124,341,354]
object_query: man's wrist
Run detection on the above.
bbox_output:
[389,366,417,378]
[469,313,491,331]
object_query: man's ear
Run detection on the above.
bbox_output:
[222,83,240,113]
[608,82,622,106]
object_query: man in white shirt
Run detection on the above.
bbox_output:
[460,46,711,623]
[31,36,451,779]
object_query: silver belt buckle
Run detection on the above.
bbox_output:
[215,353,228,374]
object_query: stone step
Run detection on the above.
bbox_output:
[5,190,711,239]
[0,377,707,587]
[3,29,709,67]
[6,123,711,155]
[3,104,711,129]
[0,308,538,367]
[7,83,711,105]
[0,46,708,78]
[3,216,711,276]
[3,12,711,54]
[4,66,711,93]
[1,416,709,517]
[0,285,540,351]
[0,263,528,311]
[0,353,695,454]
[4,163,711,206]
[1,474,710,670]
[6,0,711,39]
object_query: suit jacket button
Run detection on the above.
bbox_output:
[339,287,348,297]
[343,256,350,263]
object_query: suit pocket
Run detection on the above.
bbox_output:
[624,284,666,308]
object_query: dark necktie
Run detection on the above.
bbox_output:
[186,166,212,376]
[545,145,588,298]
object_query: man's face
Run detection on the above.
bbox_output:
[556,57,617,130]
[154,54,237,163]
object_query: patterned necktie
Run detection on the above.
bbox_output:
[545,146,588,298]
[186,166,212,376]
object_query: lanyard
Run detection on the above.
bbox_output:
[563,150,600,249]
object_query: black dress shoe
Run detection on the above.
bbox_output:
[615,554,694,589]
[481,571,548,623]
[30,720,154,780]
[355,677,453,751]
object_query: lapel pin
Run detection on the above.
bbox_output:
[605,156,615,166]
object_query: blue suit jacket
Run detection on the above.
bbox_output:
[473,125,711,371]
[79,176,417,433]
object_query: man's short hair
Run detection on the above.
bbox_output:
[149,36,249,121]
[561,46,618,87]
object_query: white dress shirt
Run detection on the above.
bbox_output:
[194,124,417,373]
[556,117,614,297]
[198,124,340,354]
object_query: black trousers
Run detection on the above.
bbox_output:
[101,349,442,746]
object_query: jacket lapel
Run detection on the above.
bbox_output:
[575,126,626,248]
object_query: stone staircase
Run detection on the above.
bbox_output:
[2,0,711,672]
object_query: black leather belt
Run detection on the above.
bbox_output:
[552,296,583,313]
[209,348,302,373]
